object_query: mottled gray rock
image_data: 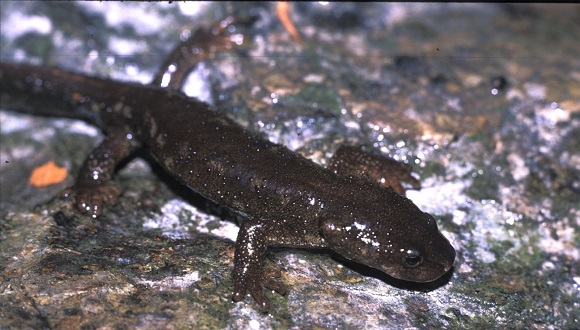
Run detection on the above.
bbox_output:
[1,2,578,329]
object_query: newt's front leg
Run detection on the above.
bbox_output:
[64,127,139,218]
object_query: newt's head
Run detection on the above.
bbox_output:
[321,187,455,283]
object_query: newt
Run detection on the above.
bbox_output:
[0,17,455,312]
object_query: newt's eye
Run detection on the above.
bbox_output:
[403,249,423,268]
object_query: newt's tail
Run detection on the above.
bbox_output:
[0,61,124,127]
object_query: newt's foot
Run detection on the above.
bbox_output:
[232,267,286,313]
[62,182,119,218]
[193,16,245,54]
[330,146,421,195]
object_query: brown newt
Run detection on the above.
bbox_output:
[0,17,455,312]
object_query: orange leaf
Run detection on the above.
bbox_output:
[29,160,68,187]
[276,2,301,44]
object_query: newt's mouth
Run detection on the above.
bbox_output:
[422,238,456,282]
[386,237,456,283]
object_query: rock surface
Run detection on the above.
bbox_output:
[1,2,578,329]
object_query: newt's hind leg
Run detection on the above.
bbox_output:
[232,220,286,312]
[152,16,249,91]
[329,146,420,196]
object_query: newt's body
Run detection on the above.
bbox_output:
[0,18,455,312]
